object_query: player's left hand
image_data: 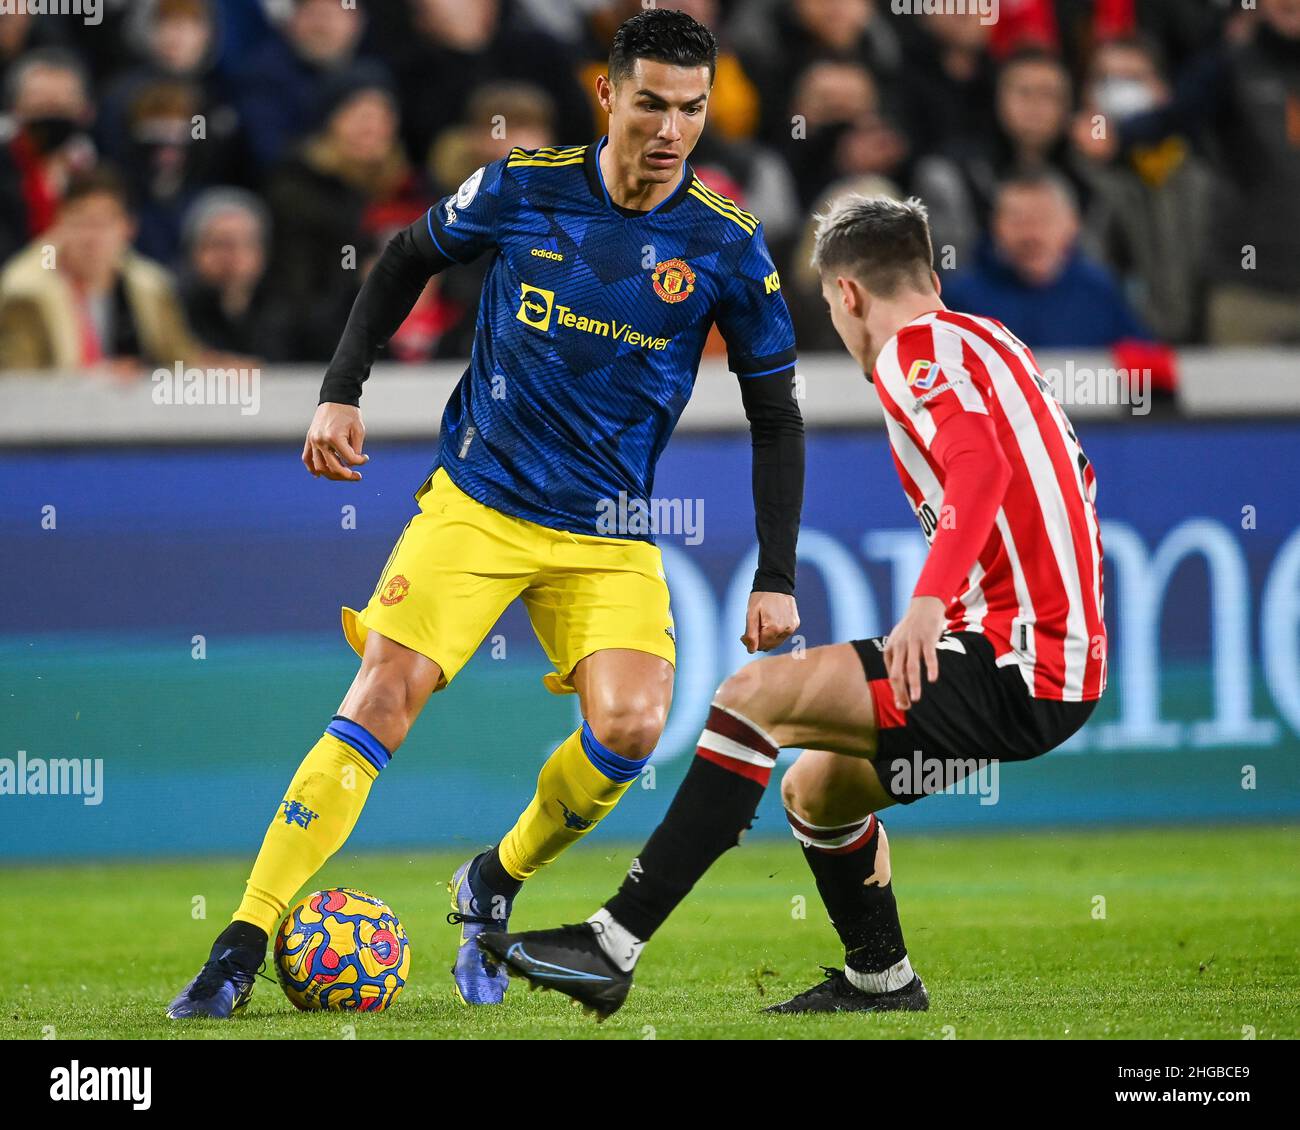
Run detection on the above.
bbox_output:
[883,595,947,711]
[741,591,800,654]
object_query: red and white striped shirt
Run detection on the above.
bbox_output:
[872,309,1107,702]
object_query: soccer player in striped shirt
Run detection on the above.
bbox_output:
[483,194,1107,1017]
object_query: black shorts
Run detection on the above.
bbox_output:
[851,632,1097,804]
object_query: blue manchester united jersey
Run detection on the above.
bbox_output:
[422,136,797,538]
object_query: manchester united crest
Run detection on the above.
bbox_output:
[379,574,411,606]
[651,258,696,304]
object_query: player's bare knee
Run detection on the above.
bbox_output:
[779,764,801,814]
[345,698,409,748]
[714,658,776,726]
[586,698,665,760]
[781,752,882,830]
[780,763,835,827]
[341,668,423,750]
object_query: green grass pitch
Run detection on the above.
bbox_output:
[3,825,1296,1040]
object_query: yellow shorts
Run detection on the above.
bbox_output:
[341,467,675,694]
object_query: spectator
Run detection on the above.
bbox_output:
[116,79,208,268]
[52,0,134,89]
[0,0,1278,369]
[264,64,428,363]
[1110,0,1300,344]
[1073,36,1214,344]
[512,0,593,46]
[1132,0,1234,77]
[231,0,370,174]
[178,187,292,360]
[986,0,1136,64]
[393,0,593,168]
[0,48,97,265]
[208,0,279,85]
[896,10,997,157]
[97,0,246,192]
[427,81,557,191]
[0,167,204,372]
[941,170,1150,349]
[984,0,1225,77]
[731,0,902,149]
[782,59,908,208]
[0,9,69,99]
[914,46,1088,268]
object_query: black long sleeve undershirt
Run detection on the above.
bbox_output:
[739,370,804,596]
[319,215,804,594]
[318,217,454,406]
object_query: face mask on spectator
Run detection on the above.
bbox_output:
[24,115,86,154]
[1093,77,1157,120]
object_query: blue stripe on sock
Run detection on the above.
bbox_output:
[327,716,392,772]
[580,721,650,784]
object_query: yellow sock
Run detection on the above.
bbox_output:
[497,722,648,881]
[233,720,386,934]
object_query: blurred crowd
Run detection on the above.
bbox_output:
[1,0,1298,378]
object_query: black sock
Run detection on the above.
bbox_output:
[213,920,268,963]
[477,845,523,900]
[604,704,778,941]
[787,811,908,975]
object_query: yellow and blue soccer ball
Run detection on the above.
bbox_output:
[274,888,411,1012]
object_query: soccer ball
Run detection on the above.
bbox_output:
[274,888,411,1011]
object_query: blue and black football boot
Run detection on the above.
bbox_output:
[166,927,268,1020]
[447,851,514,1005]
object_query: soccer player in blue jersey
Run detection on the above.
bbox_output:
[167,8,805,1018]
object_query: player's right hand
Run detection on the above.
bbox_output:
[303,402,369,481]
[883,595,946,711]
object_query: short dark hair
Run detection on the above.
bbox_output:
[61,167,132,215]
[998,44,1070,83]
[811,194,935,298]
[1090,33,1168,82]
[995,167,1080,215]
[609,8,717,86]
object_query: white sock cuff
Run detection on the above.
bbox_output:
[587,907,644,974]
[845,955,914,994]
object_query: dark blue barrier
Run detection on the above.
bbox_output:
[2,420,1297,858]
